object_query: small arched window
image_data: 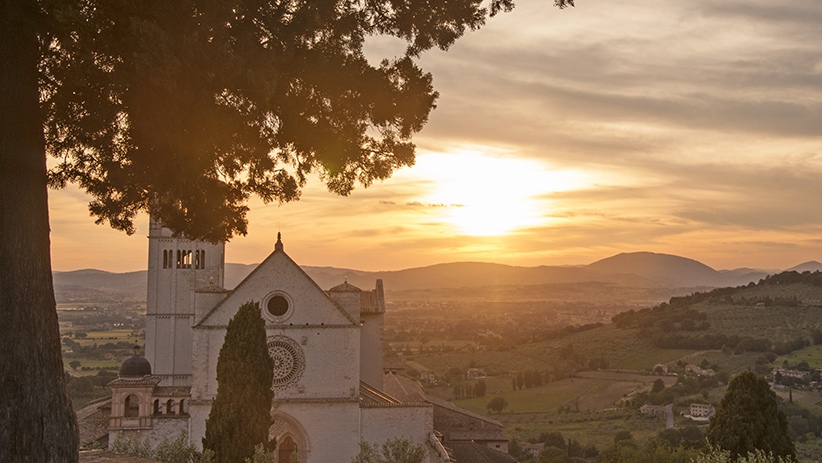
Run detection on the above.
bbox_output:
[166,399,175,415]
[153,399,161,415]
[178,399,186,415]
[200,250,205,268]
[176,250,182,268]
[124,394,139,418]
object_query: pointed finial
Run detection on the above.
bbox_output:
[344,276,348,283]
[275,232,283,251]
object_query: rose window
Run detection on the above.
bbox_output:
[267,335,305,390]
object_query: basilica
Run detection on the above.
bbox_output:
[88,219,513,463]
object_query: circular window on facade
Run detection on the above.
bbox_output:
[267,296,289,317]
[267,335,305,391]
[262,292,293,322]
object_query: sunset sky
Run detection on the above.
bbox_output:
[49,0,822,273]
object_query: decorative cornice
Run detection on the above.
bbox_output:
[194,324,356,330]
[360,402,432,409]
[272,397,359,404]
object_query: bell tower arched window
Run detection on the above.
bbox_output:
[124,394,139,418]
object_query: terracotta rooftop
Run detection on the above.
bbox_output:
[329,280,362,292]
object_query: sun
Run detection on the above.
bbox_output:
[411,149,587,236]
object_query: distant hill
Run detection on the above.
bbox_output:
[53,252,819,304]
[787,261,822,273]
[53,269,146,301]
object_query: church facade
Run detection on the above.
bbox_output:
[108,220,449,462]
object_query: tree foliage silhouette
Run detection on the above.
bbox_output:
[1,0,574,460]
[203,302,274,463]
[487,395,508,413]
[706,371,795,460]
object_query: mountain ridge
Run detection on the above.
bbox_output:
[52,252,818,303]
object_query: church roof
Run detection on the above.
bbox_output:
[108,377,162,387]
[382,373,427,403]
[448,429,509,443]
[194,235,359,327]
[359,381,402,405]
[426,394,505,429]
[153,386,192,397]
[329,280,362,292]
[76,397,111,448]
[444,442,517,463]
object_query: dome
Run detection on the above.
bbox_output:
[119,345,152,377]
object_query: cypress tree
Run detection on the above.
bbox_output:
[706,371,795,460]
[203,302,275,463]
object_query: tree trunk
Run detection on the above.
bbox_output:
[0,1,80,461]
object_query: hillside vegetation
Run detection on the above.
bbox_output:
[612,271,822,352]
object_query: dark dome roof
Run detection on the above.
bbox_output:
[119,346,152,377]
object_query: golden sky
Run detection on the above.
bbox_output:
[49,0,822,273]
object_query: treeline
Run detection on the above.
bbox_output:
[534,323,604,343]
[510,430,599,463]
[65,370,118,409]
[612,270,822,353]
[781,402,822,443]
[452,379,486,398]
[627,374,725,409]
[63,338,135,360]
[760,270,822,287]
[650,333,809,355]
[615,270,822,332]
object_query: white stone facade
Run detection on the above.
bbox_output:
[110,227,447,463]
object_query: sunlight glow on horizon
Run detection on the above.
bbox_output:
[407,150,593,236]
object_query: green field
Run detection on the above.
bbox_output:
[426,371,661,417]
[410,324,653,377]
[72,359,121,371]
[454,377,610,415]
[505,409,666,451]
[778,344,822,370]
[61,328,142,347]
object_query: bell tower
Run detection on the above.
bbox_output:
[145,217,225,386]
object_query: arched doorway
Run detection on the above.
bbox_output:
[278,436,297,463]
[269,412,309,463]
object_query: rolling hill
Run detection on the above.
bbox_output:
[52,252,817,304]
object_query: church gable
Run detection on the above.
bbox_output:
[197,243,356,327]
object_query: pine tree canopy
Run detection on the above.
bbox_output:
[39,0,573,242]
[203,301,275,463]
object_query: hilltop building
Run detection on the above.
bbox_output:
[88,220,514,462]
